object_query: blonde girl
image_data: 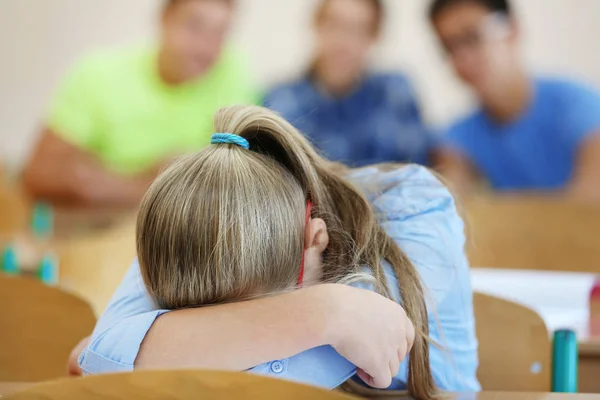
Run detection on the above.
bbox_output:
[79,106,479,398]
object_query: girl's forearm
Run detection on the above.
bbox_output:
[134,285,341,371]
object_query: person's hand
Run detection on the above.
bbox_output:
[66,336,91,376]
[325,285,415,389]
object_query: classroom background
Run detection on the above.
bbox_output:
[1,0,600,399]
[2,0,600,167]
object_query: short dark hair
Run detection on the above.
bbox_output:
[429,0,511,21]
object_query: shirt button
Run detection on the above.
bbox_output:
[270,361,284,374]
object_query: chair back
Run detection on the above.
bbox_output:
[474,292,551,391]
[466,196,600,273]
[9,370,357,400]
[0,275,96,381]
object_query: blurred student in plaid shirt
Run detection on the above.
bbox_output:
[265,0,437,168]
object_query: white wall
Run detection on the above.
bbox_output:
[1,0,600,169]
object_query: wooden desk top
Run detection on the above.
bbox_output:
[0,383,31,397]
[580,337,600,357]
[370,393,600,399]
[445,394,600,400]
[3,383,599,400]
[52,207,136,240]
[0,181,135,240]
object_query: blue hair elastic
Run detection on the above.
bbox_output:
[211,133,250,150]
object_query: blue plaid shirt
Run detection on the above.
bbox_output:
[264,73,435,167]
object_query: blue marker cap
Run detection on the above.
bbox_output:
[31,202,54,239]
[1,245,19,275]
[37,254,58,286]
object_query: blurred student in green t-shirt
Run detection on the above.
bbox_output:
[24,0,256,208]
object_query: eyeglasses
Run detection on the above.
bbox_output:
[442,12,511,59]
[297,201,313,287]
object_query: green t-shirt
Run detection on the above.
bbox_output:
[48,46,257,175]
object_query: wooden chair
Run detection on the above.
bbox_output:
[465,196,600,273]
[474,292,552,391]
[8,370,356,400]
[56,218,137,315]
[0,275,96,381]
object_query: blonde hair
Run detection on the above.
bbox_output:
[137,105,438,399]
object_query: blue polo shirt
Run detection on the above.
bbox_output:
[443,78,600,191]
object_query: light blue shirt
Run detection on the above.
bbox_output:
[79,165,480,392]
[443,78,600,191]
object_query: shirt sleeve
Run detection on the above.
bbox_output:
[557,81,600,151]
[80,259,355,386]
[79,260,170,375]
[47,54,104,150]
[368,165,466,307]
[79,260,355,386]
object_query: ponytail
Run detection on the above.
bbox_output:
[140,106,438,399]
[214,106,439,399]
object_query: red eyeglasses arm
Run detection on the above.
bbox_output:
[297,201,313,287]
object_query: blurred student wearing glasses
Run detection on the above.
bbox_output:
[23,0,256,208]
[431,0,600,200]
[264,0,435,168]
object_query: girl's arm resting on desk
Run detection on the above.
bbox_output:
[135,285,338,371]
[81,262,409,389]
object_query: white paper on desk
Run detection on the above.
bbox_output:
[470,268,597,338]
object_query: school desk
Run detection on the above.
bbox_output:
[2,383,600,400]
[471,269,600,393]
[0,181,135,240]
[0,371,600,400]
[52,207,135,239]
[372,394,600,400]
[0,382,31,397]
[0,206,136,316]
[365,391,600,399]
[441,394,600,400]
[579,336,600,393]
[465,195,600,274]
[55,217,136,315]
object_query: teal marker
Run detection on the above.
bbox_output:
[37,254,58,286]
[552,329,578,393]
[1,245,19,275]
[31,202,54,240]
